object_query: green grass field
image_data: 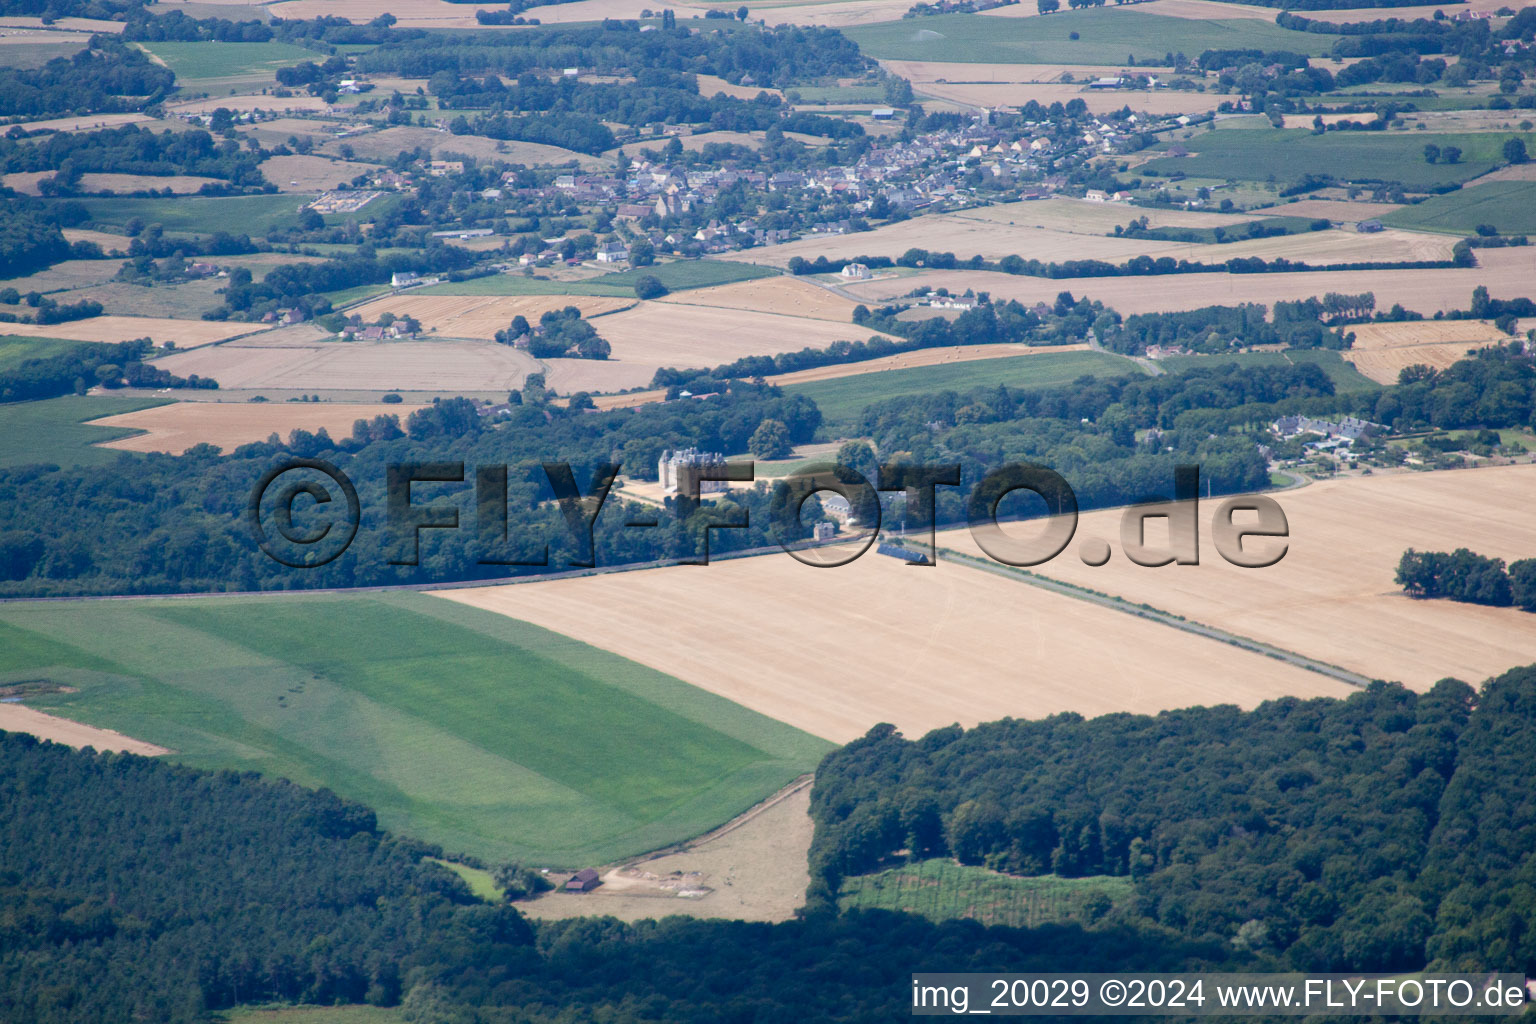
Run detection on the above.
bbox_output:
[1381,181,1536,236]
[0,335,82,372]
[0,592,830,865]
[1155,349,1380,391]
[420,275,637,298]
[839,859,1134,929]
[1143,130,1536,189]
[0,395,169,468]
[64,194,316,236]
[788,349,1142,431]
[430,858,500,902]
[592,259,779,291]
[844,9,1330,65]
[138,41,321,83]
[421,260,778,299]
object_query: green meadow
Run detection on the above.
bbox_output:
[1382,181,1536,236]
[137,41,322,83]
[844,9,1331,65]
[0,592,829,866]
[64,194,316,236]
[839,859,1135,929]
[0,395,169,468]
[1154,349,1379,391]
[1143,130,1536,189]
[787,349,1142,431]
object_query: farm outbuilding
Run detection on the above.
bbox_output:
[566,868,601,893]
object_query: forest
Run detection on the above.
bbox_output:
[353,20,867,88]
[0,338,217,403]
[9,665,1536,1022]
[808,665,1536,976]
[0,37,175,119]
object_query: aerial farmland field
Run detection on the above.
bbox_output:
[941,464,1536,691]
[0,592,829,865]
[844,9,1332,64]
[437,547,1352,744]
[86,400,428,454]
[787,348,1139,429]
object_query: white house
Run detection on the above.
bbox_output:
[595,241,629,263]
[840,262,872,280]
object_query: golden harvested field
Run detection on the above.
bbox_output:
[60,228,129,252]
[87,400,425,454]
[655,275,860,322]
[74,172,222,194]
[751,0,918,26]
[516,0,706,21]
[435,548,1350,743]
[348,293,635,337]
[720,214,1182,267]
[1341,318,1536,383]
[615,130,765,158]
[265,0,510,28]
[1251,199,1404,223]
[1347,318,1536,351]
[8,112,150,132]
[154,338,541,393]
[838,246,1536,316]
[0,704,169,756]
[591,342,1089,409]
[964,196,1248,232]
[723,205,1448,268]
[695,73,784,100]
[595,302,890,372]
[0,317,267,348]
[1346,344,1503,384]
[320,125,601,168]
[259,154,384,192]
[0,15,123,31]
[941,465,1536,691]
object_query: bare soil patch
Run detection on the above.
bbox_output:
[520,779,814,923]
[0,704,169,756]
[436,546,1350,744]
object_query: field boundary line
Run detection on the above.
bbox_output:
[935,546,1374,689]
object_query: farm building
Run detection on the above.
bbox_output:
[565,869,600,892]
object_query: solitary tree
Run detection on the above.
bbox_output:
[1503,137,1529,165]
[749,418,793,459]
[1423,143,1441,164]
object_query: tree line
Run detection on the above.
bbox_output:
[1397,548,1536,610]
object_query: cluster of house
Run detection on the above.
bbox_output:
[1274,415,1384,440]
[479,107,1172,256]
